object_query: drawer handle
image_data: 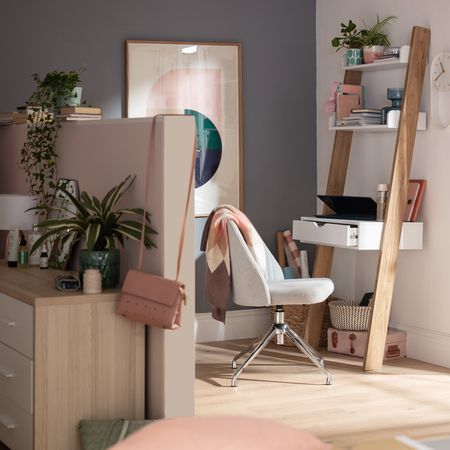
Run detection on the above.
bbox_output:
[0,414,17,430]
[0,367,16,379]
[0,317,15,327]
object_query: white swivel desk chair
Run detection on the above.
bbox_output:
[227,221,334,387]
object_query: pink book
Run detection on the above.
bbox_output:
[410,179,426,222]
[336,93,360,121]
[404,181,420,221]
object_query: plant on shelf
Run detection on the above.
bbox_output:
[31,175,157,288]
[331,20,364,51]
[360,15,396,63]
[331,20,364,66]
[20,67,85,218]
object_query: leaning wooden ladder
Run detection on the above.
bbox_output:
[304,26,430,371]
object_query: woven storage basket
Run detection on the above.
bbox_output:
[328,299,372,331]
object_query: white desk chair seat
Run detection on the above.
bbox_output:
[227,221,334,387]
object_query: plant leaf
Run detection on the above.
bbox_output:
[57,185,89,217]
[37,218,86,229]
[85,222,101,251]
[101,175,135,212]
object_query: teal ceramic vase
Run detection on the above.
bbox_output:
[79,249,120,289]
[346,48,363,66]
[56,87,82,107]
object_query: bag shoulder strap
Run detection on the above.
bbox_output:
[137,114,196,282]
[117,420,130,442]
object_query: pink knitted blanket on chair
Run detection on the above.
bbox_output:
[200,205,265,323]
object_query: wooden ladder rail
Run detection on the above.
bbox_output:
[303,70,362,348]
[304,26,430,373]
[364,26,430,370]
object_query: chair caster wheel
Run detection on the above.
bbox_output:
[326,374,332,385]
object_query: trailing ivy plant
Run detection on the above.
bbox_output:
[20,67,84,218]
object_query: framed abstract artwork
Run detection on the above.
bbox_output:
[125,40,243,216]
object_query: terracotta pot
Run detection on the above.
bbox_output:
[363,45,385,64]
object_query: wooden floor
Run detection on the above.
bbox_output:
[195,339,450,447]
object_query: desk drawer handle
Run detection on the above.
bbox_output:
[0,414,17,430]
[0,317,15,327]
[0,367,16,379]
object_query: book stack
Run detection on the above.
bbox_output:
[373,54,399,63]
[0,112,13,125]
[57,106,103,121]
[337,108,382,126]
[12,107,54,124]
[373,47,401,63]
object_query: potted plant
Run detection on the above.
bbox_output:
[30,175,157,288]
[360,15,396,63]
[20,67,85,219]
[331,20,364,66]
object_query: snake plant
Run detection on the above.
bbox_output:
[30,175,157,254]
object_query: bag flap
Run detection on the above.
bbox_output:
[122,269,184,307]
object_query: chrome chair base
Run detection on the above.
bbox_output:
[231,307,332,387]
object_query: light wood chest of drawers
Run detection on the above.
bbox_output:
[0,266,145,450]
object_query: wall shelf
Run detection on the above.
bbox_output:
[341,45,410,72]
[329,112,427,132]
[341,60,408,72]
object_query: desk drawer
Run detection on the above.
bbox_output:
[0,293,33,358]
[293,220,358,247]
[0,393,32,450]
[0,342,33,413]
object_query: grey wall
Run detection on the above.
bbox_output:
[0,0,317,313]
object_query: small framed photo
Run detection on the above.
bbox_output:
[48,178,80,269]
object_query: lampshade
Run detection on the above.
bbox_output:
[0,194,36,231]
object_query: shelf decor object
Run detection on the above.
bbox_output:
[305,26,430,372]
[125,40,243,217]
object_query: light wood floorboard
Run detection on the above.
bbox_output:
[195,339,450,447]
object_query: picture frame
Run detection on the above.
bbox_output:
[409,179,426,222]
[48,178,80,269]
[125,40,243,217]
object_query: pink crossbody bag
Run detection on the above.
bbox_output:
[117,116,196,329]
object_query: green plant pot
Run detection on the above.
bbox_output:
[346,48,363,66]
[79,249,120,289]
[56,86,82,107]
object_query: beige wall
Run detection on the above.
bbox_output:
[0,116,196,417]
[317,1,450,367]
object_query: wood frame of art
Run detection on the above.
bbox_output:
[125,40,243,217]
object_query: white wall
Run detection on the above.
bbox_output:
[317,0,450,367]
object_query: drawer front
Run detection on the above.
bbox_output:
[0,293,33,358]
[0,393,32,450]
[0,342,33,413]
[293,220,357,247]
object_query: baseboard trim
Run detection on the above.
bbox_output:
[390,321,450,368]
[195,308,271,343]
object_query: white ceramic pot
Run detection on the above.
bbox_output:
[363,45,385,64]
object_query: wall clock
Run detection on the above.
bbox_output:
[430,52,450,128]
